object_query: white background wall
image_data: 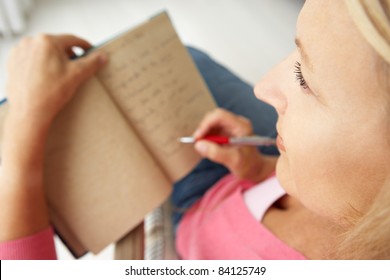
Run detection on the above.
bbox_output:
[0,0,303,259]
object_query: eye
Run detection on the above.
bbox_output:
[294,61,309,90]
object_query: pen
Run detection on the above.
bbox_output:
[178,135,276,146]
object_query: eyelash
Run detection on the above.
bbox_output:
[294,61,309,90]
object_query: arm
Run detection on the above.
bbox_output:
[193,108,278,183]
[0,34,107,244]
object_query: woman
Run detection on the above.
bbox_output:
[1,0,389,259]
[173,0,390,259]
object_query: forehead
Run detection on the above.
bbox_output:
[297,1,363,69]
[296,0,382,104]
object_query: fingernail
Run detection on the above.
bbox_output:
[195,141,208,155]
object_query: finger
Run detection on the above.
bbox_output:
[69,51,108,84]
[65,48,76,58]
[194,109,232,138]
[195,140,239,168]
[194,108,252,138]
[54,34,93,52]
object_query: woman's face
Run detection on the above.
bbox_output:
[254,0,390,224]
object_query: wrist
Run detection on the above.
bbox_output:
[0,172,50,242]
[7,106,53,135]
[1,111,50,174]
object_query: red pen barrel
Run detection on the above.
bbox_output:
[202,135,230,144]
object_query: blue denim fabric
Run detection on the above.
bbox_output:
[171,47,279,228]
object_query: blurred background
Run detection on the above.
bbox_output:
[0,0,303,259]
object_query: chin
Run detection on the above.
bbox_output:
[275,157,294,195]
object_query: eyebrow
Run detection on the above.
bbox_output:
[295,37,314,72]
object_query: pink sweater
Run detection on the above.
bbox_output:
[176,174,306,259]
[0,227,56,260]
[0,175,305,260]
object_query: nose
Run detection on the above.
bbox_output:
[254,52,296,116]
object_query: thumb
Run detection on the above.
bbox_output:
[195,140,236,167]
[70,52,108,83]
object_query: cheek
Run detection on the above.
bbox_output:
[277,125,351,221]
[276,109,333,201]
[277,123,337,198]
[275,100,351,214]
[277,109,389,221]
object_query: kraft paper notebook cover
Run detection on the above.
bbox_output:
[0,12,216,257]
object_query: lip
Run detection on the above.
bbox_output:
[276,134,286,152]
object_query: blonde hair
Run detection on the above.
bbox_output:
[335,183,390,259]
[334,0,390,259]
[345,0,390,64]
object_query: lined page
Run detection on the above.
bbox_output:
[96,13,216,181]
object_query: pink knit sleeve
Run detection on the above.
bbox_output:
[0,227,57,260]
